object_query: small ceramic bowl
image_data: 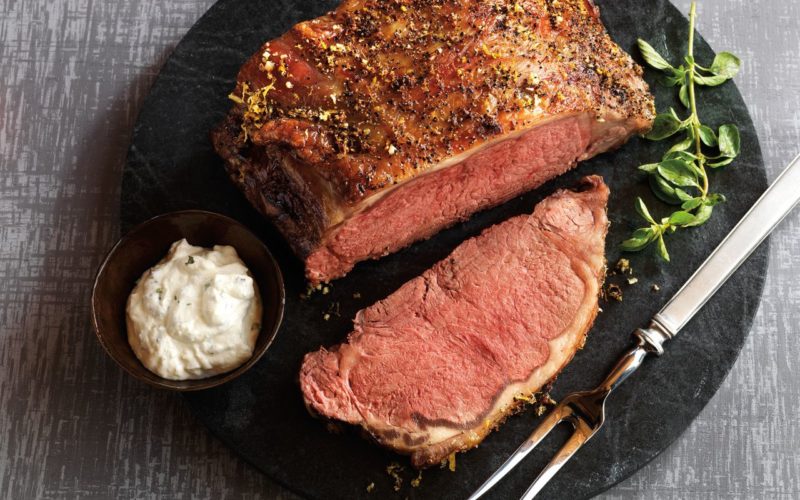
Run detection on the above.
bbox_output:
[92,210,285,391]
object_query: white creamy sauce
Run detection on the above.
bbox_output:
[126,239,262,380]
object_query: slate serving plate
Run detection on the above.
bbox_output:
[121,0,768,498]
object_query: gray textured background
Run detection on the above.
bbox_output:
[0,0,797,498]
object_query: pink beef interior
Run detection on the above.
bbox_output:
[300,177,609,464]
[304,114,613,283]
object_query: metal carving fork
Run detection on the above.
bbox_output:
[469,153,800,500]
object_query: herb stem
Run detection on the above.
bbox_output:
[688,2,696,56]
[686,1,709,196]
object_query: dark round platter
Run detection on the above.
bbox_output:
[122,0,768,498]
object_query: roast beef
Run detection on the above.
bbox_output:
[300,176,609,467]
[212,0,652,284]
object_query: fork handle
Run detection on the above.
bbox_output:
[597,343,650,394]
[596,324,674,395]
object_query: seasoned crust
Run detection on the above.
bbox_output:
[211,113,327,258]
[212,0,650,283]
[217,0,653,204]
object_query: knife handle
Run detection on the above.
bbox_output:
[640,154,800,354]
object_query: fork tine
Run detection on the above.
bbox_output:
[519,419,594,500]
[467,404,571,500]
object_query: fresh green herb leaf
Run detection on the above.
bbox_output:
[708,157,734,168]
[635,197,656,224]
[664,150,698,162]
[656,234,670,261]
[694,72,729,87]
[679,82,690,107]
[668,211,695,226]
[645,112,684,140]
[681,197,704,210]
[674,187,693,201]
[186,256,195,265]
[637,39,673,70]
[709,52,741,79]
[657,159,699,187]
[621,227,657,251]
[698,124,718,146]
[667,130,695,153]
[649,174,684,205]
[638,163,659,173]
[684,202,714,227]
[718,124,740,158]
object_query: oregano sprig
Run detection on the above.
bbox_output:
[621,2,741,261]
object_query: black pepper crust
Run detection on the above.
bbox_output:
[214,0,654,205]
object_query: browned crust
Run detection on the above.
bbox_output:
[212,0,652,275]
[220,0,653,202]
[211,113,326,258]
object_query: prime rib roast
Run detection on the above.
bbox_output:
[300,176,609,468]
[212,0,653,284]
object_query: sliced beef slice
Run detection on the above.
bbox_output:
[300,176,609,467]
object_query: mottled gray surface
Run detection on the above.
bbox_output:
[0,1,797,499]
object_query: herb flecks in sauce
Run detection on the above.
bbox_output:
[126,240,262,380]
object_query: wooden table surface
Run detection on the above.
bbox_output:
[1,0,798,498]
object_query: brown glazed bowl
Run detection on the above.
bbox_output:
[92,210,285,391]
